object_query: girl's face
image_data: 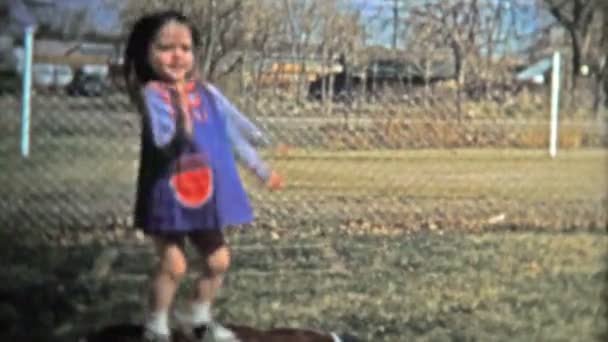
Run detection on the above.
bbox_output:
[148,20,195,83]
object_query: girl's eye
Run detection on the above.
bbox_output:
[155,44,191,52]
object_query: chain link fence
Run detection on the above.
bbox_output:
[1,75,606,241]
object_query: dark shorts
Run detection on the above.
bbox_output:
[145,228,226,255]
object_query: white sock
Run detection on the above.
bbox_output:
[190,301,212,325]
[145,310,170,336]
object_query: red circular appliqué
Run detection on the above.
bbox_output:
[169,155,213,208]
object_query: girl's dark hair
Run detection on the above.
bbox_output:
[123,10,200,104]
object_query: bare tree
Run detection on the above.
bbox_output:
[315,0,363,112]
[588,0,607,115]
[240,0,285,97]
[601,1,608,110]
[543,0,607,113]
[542,0,594,89]
[283,0,322,101]
[61,7,91,41]
[404,12,447,106]
[408,0,484,119]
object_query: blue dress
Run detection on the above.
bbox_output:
[134,80,270,234]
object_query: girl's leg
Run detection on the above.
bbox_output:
[145,234,188,337]
[185,229,230,326]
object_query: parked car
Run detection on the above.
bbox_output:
[32,63,54,88]
[81,64,109,78]
[66,70,112,96]
[29,63,75,92]
[54,64,74,88]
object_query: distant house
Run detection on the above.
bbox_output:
[308,58,456,100]
[515,57,553,85]
[255,56,342,88]
[33,39,114,67]
[366,59,455,84]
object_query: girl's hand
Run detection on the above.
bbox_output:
[176,83,193,136]
[182,110,193,136]
[266,170,284,191]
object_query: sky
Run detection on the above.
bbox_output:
[8,0,545,50]
[352,0,544,50]
[9,0,394,43]
[7,0,122,36]
[57,0,123,35]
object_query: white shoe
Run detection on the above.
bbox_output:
[172,310,198,331]
[173,311,238,341]
[201,322,240,342]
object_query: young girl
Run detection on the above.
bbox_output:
[123,10,283,342]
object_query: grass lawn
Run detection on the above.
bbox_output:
[0,125,606,341]
[220,231,608,341]
[2,136,605,202]
[2,229,605,342]
[261,148,606,201]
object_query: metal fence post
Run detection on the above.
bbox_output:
[549,51,561,159]
[21,25,36,158]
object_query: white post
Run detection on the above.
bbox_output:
[21,25,36,157]
[549,51,561,158]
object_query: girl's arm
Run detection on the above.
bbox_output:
[206,84,271,146]
[206,84,275,184]
[224,103,273,183]
[141,82,189,157]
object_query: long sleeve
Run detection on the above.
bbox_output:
[206,84,271,146]
[206,84,272,182]
[226,113,272,182]
[141,83,189,158]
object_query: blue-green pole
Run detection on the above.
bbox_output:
[21,25,35,157]
[549,51,561,159]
